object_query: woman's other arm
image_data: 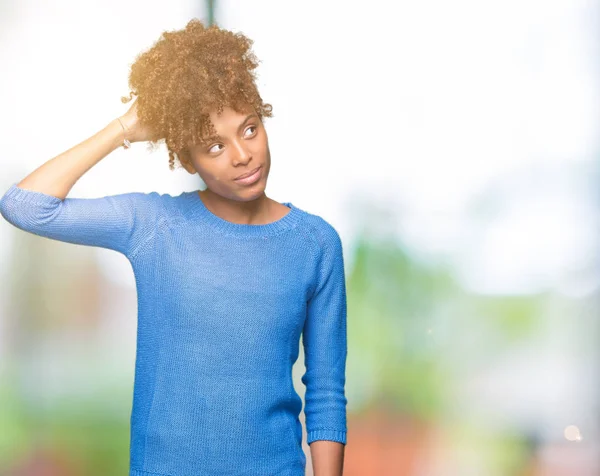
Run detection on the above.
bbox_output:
[310,440,345,476]
[303,220,348,476]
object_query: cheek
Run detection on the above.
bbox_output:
[196,165,221,183]
[206,171,225,183]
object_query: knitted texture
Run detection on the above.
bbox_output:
[0,183,348,476]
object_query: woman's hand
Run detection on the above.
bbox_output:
[117,99,156,144]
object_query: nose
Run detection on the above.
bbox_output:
[231,139,252,164]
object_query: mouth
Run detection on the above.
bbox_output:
[234,165,263,185]
[235,165,262,180]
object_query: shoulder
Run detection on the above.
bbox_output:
[296,207,343,256]
[121,190,184,259]
[297,209,346,299]
[121,189,163,207]
[107,189,166,223]
[127,189,188,224]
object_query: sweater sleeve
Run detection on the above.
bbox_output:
[301,221,348,445]
[0,183,159,260]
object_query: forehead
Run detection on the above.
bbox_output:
[208,105,256,126]
[188,105,258,149]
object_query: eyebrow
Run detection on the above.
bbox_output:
[204,113,258,144]
[238,113,258,131]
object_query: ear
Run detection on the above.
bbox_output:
[178,149,196,174]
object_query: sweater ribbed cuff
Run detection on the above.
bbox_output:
[3,183,62,205]
[307,429,347,445]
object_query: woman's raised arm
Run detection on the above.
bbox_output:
[0,101,161,260]
[11,99,150,199]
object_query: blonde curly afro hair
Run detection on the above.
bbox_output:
[121,18,273,171]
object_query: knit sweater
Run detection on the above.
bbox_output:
[0,183,348,476]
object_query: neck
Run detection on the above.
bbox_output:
[198,189,275,225]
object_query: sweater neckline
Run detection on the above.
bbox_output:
[184,190,304,237]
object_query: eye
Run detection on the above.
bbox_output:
[208,143,223,154]
[206,126,257,154]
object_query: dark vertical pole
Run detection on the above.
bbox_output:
[206,0,216,26]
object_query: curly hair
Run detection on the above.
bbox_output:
[121,18,273,171]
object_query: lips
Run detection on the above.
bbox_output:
[235,165,262,180]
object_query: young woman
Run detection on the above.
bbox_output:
[0,18,347,476]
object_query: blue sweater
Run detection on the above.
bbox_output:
[0,183,348,476]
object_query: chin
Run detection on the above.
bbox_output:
[246,184,268,200]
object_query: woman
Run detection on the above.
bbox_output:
[0,18,347,476]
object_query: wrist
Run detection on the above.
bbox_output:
[115,116,132,149]
[107,118,129,151]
